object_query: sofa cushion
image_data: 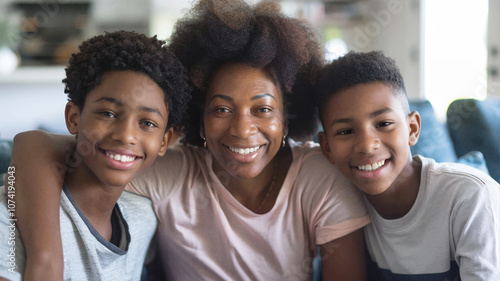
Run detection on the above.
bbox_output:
[447,98,500,182]
[456,151,490,175]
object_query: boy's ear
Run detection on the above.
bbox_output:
[158,129,173,157]
[318,132,335,164]
[408,111,421,146]
[65,101,80,135]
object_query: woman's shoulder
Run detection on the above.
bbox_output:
[154,143,208,168]
[288,139,347,186]
[289,140,333,169]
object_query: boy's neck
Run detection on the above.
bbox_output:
[64,164,125,241]
[365,158,422,220]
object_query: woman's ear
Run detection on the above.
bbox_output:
[283,122,289,141]
[408,111,421,146]
[158,129,173,157]
[65,101,80,135]
[199,116,205,140]
[318,132,335,164]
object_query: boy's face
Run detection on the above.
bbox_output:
[318,82,420,195]
[65,70,170,188]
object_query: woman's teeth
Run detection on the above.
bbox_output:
[106,152,136,162]
[358,160,385,171]
[228,146,260,155]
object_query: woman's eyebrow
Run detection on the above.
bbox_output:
[209,94,233,102]
[251,93,276,101]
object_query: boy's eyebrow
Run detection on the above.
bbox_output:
[138,106,165,119]
[209,93,276,102]
[95,97,124,106]
[370,107,393,117]
[94,97,165,119]
[328,107,393,127]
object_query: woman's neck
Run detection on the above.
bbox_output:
[216,148,293,213]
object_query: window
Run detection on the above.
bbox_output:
[423,0,489,120]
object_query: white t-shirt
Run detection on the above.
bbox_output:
[0,185,157,281]
[365,155,500,280]
[128,140,370,281]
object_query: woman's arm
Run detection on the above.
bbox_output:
[320,228,366,281]
[7,130,75,281]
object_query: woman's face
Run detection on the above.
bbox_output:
[203,63,287,180]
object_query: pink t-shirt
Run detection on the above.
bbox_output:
[127,140,369,280]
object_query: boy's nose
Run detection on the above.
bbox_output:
[111,118,138,145]
[229,113,258,138]
[354,130,380,153]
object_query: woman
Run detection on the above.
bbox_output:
[10,0,369,280]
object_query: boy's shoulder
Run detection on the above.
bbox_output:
[417,155,499,191]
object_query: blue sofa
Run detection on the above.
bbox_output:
[410,98,498,181]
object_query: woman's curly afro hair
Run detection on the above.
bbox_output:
[168,0,325,146]
[63,30,192,129]
[316,51,409,118]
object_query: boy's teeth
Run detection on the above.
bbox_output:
[228,146,260,155]
[358,160,385,171]
[106,152,135,162]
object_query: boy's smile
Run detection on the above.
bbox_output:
[65,70,170,191]
[319,82,420,196]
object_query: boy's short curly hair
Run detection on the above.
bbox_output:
[168,0,325,146]
[316,51,409,119]
[63,30,192,129]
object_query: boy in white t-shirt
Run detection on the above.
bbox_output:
[0,30,191,281]
[316,51,500,280]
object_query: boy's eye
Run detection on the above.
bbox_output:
[141,120,157,128]
[377,121,393,128]
[99,111,116,118]
[336,129,353,136]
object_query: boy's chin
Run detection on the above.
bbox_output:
[358,185,391,196]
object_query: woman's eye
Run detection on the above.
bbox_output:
[214,107,232,114]
[256,107,271,113]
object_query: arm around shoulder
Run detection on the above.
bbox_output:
[7,130,76,281]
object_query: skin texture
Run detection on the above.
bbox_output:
[319,82,422,219]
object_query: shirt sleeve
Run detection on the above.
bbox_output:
[452,178,500,280]
[297,148,370,246]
